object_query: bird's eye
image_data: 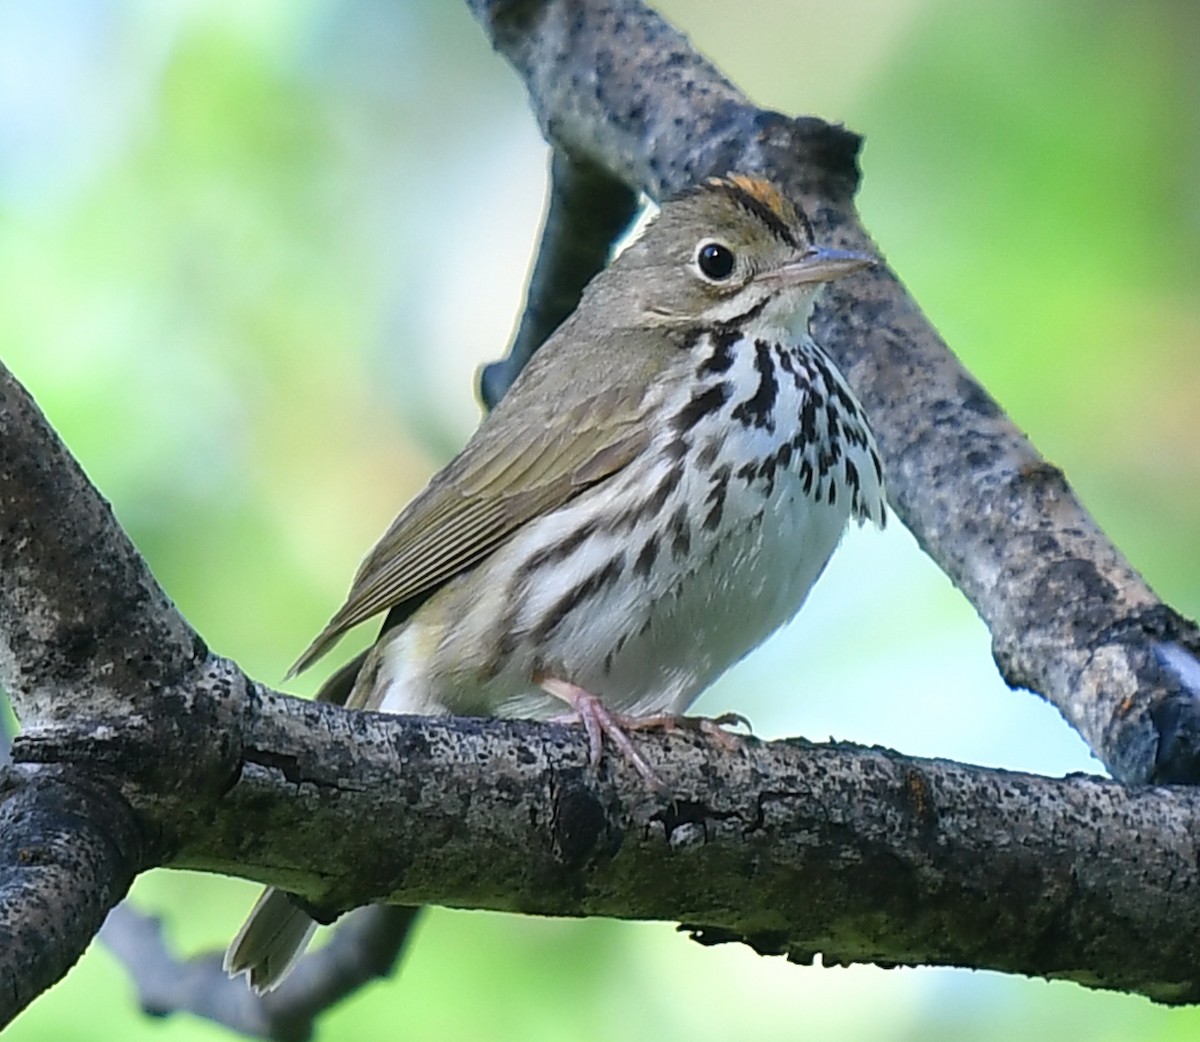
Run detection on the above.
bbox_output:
[696,241,736,281]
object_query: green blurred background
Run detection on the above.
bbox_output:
[3,0,1199,1038]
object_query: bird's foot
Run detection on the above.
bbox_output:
[539,677,666,791]
[539,679,752,790]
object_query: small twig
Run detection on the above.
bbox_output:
[100,903,421,1042]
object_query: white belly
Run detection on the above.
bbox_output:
[554,461,850,717]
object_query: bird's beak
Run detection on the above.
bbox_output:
[763,246,875,286]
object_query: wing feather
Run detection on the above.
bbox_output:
[287,354,658,677]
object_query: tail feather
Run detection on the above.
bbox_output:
[230,626,401,991]
[224,887,318,993]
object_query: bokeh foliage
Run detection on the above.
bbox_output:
[2,1,1198,1039]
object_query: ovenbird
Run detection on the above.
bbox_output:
[226,174,886,991]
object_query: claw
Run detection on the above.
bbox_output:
[696,712,752,753]
[612,709,752,755]
[540,677,666,791]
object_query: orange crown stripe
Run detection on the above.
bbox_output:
[721,174,792,223]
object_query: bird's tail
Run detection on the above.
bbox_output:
[224,887,317,993]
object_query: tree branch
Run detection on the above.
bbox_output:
[466,0,1200,786]
[0,765,144,1020]
[100,903,419,1042]
[0,361,212,742]
[0,361,243,1027]
[12,678,1200,1006]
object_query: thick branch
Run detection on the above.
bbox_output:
[0,362,207,731]
[0,765,144,1024]
[13,684,1200,1004]
[3,0,1200,1026]
[467,0,1200,785]
[0,362,249,1025]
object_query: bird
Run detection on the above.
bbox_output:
[225,172,887,992]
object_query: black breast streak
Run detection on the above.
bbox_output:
[757,438,795,500]
[832,379,858,415]
[703,464,732,532]
[695,325,741,375]
[532,554,626,643]
[844,457,860,497]
[602,630,631,675]
[672,381,732,434]
[633,535,659,578]
[731,339,778,432]
[663,436,688,460]
[818,445,839,477]
[669,503,691,560]
[775,344,815,395]
[757,456,778,498]
[721,341,870,509]
[487,518,605,676]
[824,401,843,443]
[799,397,818,446]
[514,517,601,580]
[696,437,723,469]
[646,463,684,517]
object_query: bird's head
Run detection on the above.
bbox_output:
[609,174,873,332]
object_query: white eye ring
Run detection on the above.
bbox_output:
[695,240,736,281]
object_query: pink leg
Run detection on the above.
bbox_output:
[539,679,753,789]
[539,677,666,790]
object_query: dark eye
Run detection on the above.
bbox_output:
[696,241,736,280]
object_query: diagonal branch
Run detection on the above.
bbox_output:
[467,0,1200,786]
[0,363,209,737]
